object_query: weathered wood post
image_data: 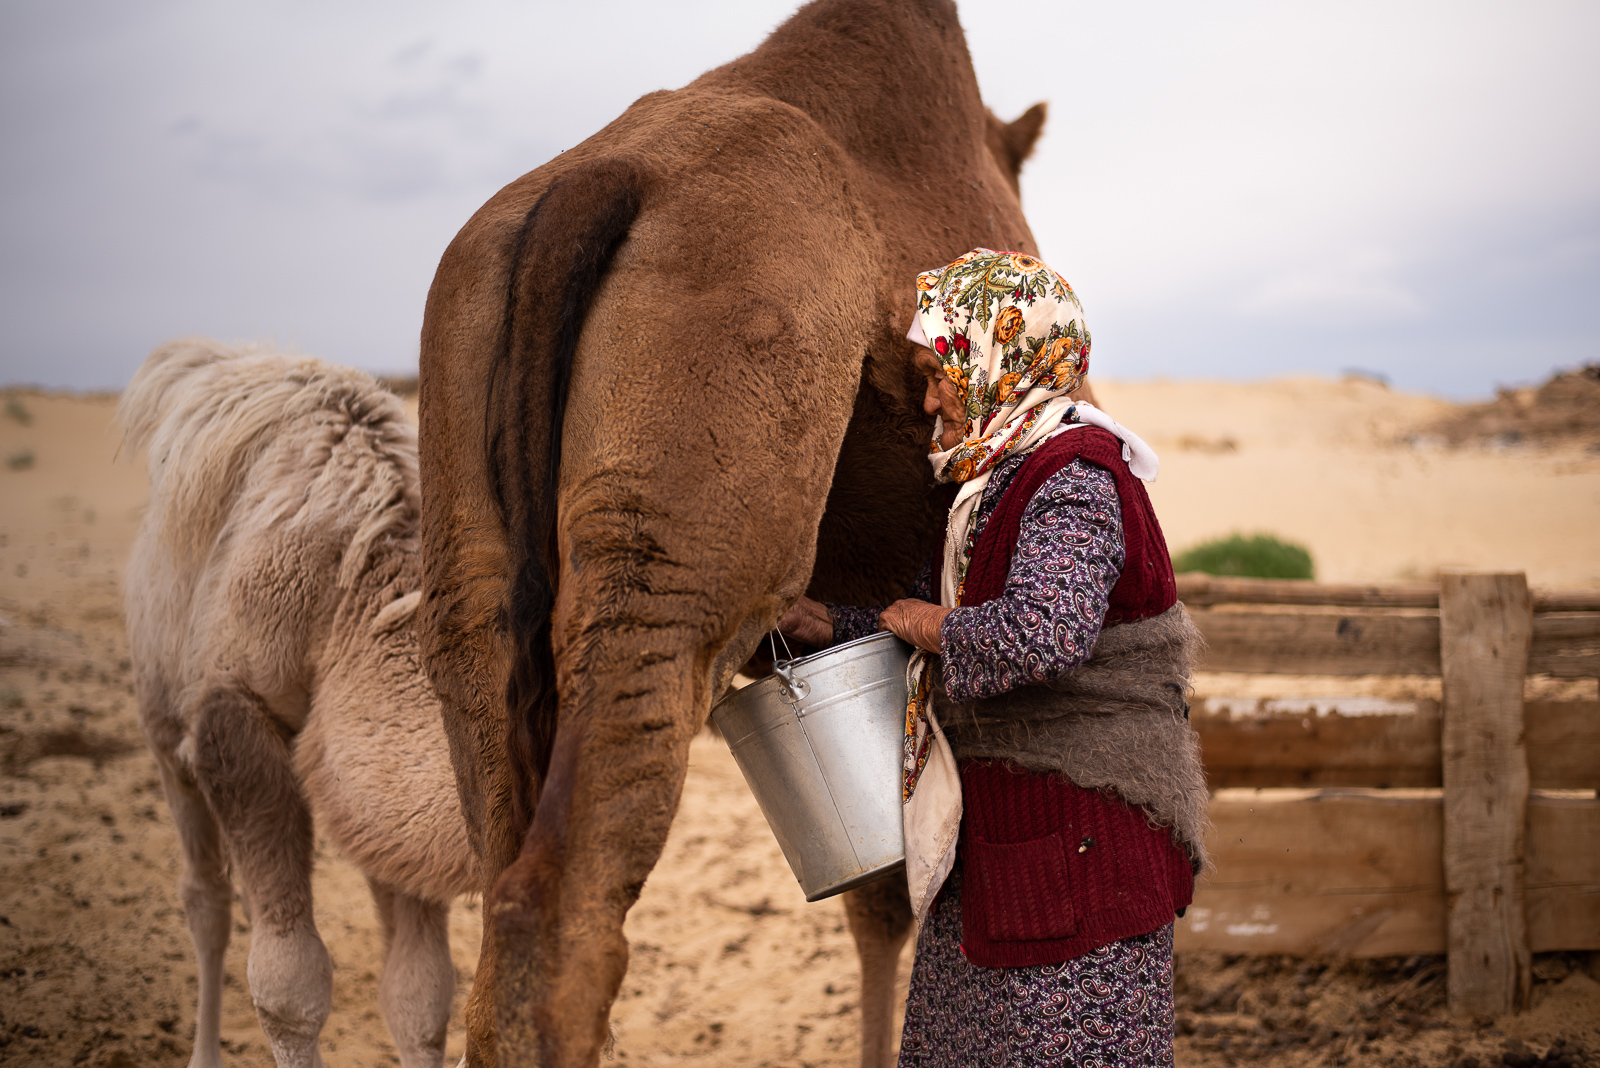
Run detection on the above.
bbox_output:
[1440,570,1533,1016]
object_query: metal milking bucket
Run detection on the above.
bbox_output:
[712,631,912,901]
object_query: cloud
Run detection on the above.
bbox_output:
[1236,253,1427,324]
[0,0,1596,396]
[164,36,498,204]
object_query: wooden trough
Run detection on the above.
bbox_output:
[1173,571,1600,1018]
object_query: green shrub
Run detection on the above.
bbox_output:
[6,449,34,471]
[4,394,31,426]
[1172,533,1314,580]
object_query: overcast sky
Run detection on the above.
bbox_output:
[2,1,1596,398]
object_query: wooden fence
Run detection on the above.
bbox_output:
[1172,570,1600,1017]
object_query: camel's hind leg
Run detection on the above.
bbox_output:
[191,685,332,1068]
[435,692,523,1067]
[843,877,915,1068]
[152,753,232,1068]
[368,878,454,1068]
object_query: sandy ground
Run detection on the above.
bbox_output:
[1,379,1596,1067]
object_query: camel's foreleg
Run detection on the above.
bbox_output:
[844,877,915,1068]
[368,878,455,1068]
[191,685,332,1068]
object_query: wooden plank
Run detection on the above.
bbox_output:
[1528,613,1600,678]
[1177,573,1439,609]
[1176,573,1600,613]
[1533,591,1600,613]
[1178,791,1447,957]
[1176,791,1600,957]
[1440,571,1533,1016]
[1193,698,1595,790]
[1194,697,1441,789]
[1189,606,1441,675]
[1527,796,1600,953]
[1189,607,1597,678]
[1526,701,1600,790]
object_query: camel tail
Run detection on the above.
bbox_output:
[119,338,418,581]
[486,159,648,819]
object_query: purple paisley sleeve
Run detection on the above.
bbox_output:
[822,556,937,646]
[907,555,936,602]
[824,603,885,646]
[938,459,1125,701]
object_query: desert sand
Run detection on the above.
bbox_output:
[1,375,1596,1067]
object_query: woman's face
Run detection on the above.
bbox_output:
[913,348,966,451]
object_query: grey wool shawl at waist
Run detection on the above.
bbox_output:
[931,603,1211,870]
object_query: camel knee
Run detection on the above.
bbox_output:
[156,761,234,951]
[380,965,452,1068]
[246,924,333,1068]
[178,862,232,912]
[845,877,914,970]
[377,891,454,1068]
[178,869,233,952]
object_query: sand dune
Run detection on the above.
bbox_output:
[1,378,1595,1067]
[1097,375,1599,589]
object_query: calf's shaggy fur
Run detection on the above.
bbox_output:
[121,339,475,1068]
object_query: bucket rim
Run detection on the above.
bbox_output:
[715,630,912,714]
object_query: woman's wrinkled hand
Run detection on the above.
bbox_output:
[879,598,951,654]
[777,596,834,647]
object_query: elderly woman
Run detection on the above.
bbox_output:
[780,249,1208,1067]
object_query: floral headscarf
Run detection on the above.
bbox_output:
[900,248,1096,924]
[917,248,1091,605]
[918,249,1089,485]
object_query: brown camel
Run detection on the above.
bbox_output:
[121,340,477,1068]
[417,2,1067,1064]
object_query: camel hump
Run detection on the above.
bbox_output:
[487,156,650,803]
[120,337,415,576]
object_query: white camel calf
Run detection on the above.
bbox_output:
[120,339,476,1068]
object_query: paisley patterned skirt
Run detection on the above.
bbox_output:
[897,871,1175,1067]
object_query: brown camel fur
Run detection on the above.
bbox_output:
[121,340,477,1068]
[417,2,1070,1064]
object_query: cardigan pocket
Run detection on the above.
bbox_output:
[965,832,1078,942]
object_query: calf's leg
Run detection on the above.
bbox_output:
[191,686,332,1068]
[153,755,232,1068]
[369,878,455,1068]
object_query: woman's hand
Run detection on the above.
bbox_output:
[879,598,951,654]
[777,596,834,647]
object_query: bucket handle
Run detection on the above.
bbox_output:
[769,628,810,704]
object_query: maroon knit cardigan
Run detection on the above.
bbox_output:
[950,427,1195,968]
